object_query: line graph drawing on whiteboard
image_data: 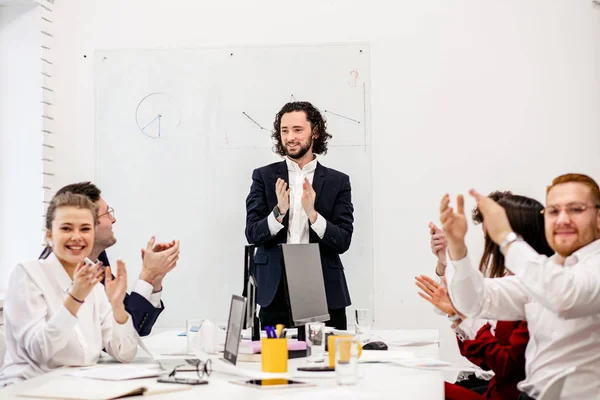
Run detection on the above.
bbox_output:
[221,90,368,150]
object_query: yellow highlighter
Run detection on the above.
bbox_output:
[275,324,284,338]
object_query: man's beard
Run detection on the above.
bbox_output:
[284,137,312,159]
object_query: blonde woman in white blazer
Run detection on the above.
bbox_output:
[0,193,138,385]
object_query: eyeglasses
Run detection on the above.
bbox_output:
[97,207,115,220]
[168,358,212,381]
[541,203,600,218]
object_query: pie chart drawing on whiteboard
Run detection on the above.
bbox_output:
[135,93,182,139]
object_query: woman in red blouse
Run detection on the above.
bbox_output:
[417,193,553,400]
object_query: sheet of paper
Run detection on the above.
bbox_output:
[269,387,381,400]
[18,379,191,400]
[359,350,415,363]
[65,365,165,381]
[388,340,440,347]
[392,358,481,372]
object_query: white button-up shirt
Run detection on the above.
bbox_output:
[267,157,326,243]
[0,253,139,385]
[131,279,162,308]
[448,239,600,399]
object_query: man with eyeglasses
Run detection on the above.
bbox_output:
[40,182,180,336]
[440,173,600,399]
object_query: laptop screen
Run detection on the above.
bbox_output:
[223,294,247,365]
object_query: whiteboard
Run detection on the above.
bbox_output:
[94,43,373,328]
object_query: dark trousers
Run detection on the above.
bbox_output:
[455,375,489,394]
[258,279,347,330]
[518,393,536,400]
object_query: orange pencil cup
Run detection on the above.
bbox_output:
[261,338,288,373]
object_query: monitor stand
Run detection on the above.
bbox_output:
[297,325,306,342]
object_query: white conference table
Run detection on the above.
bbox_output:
[1,329,445,399]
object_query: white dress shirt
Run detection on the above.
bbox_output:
[448,239,600,399]
[0,253,139,385]
[267,157,327,243]
[132,279,162,308]
[432,270,494,382]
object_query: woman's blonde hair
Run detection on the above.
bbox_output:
[45,192,98,230]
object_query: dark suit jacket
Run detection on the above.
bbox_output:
[38,247,163,337]
[245,160,354,310]
[97,251,164,337]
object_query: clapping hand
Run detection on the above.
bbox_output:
[275,178,290,219]
[104,260,129,324]
[440,194,468,260]
[104,260,128,307]
[140,237,180,292]
[428,221,448,267]
[70,260,104,302]
[469,189,513,245]
[301,178,318,223]
[415,275,459,317]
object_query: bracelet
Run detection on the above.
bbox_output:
[447,313,460,321]
[68,292,84,304]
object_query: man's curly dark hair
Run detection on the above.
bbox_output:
[271,101,332,157]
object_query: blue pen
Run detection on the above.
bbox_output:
[266,326,275,338]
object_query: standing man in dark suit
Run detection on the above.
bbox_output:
[245,101,354,329]
[40,182,180,336]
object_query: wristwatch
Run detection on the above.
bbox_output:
[273,205,286,220]
[500,232,521,255]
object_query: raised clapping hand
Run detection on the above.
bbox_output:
[302,177,318,223]
[415,275,462,318]
[440,194,468,260]
[70,260,105,302]
[275,178,290,218]
[428,221,448,267]
[104,260,129,324]
[140,237,180,292]
[469,189,513,245]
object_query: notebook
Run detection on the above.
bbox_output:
[17,379,191,399]
[238,340,307,354]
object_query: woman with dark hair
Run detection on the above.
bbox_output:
[417,193,553,400]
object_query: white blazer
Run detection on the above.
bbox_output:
[0,253,138,384]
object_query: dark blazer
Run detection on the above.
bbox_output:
[245,160,354,310]
[38,247,163,337]
[97,251,164,337]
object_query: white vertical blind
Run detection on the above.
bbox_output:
[38,0,55,244]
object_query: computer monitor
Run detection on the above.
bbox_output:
[242,245,257,329]
[223,294,247,365]
[279,243,330,327]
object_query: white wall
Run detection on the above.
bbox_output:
[0,4,42,292]
[38,0,600,352]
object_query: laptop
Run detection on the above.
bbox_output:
[156,294,247,372]
[222,294,247,365]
